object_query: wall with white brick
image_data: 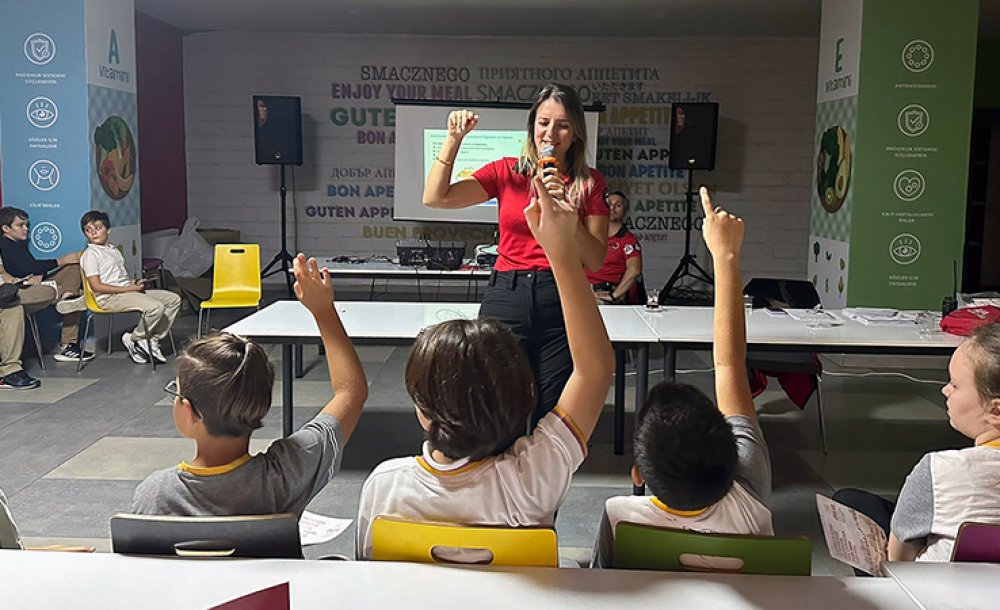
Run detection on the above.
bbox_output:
[182,32,818,288]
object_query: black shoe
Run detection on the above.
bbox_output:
[53,342,95,363]
[0,370,41,390]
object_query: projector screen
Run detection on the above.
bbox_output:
[393,101,601,224]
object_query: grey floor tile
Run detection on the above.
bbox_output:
[43,437,276,481]
[0,378,98,404]
[8,479,138,538]
[0,402,47,429]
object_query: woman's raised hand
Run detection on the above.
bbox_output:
[447,109,479,139]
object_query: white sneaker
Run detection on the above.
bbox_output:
[55,294,87,314]
[121,332,148,364]
[148,338,167,364]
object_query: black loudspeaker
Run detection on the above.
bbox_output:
[668,102,719,171]
[253,95,303,165]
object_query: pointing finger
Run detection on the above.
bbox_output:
[700,186,714,217]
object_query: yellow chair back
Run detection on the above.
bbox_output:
[203,244,261,308]
[81,267,110,314]
[371,516,558,567]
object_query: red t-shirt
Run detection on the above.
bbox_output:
[473,157,609,271]
[586,226,641,285]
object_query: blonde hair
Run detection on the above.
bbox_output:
[517,83,594,207]
[965,324,1000,405]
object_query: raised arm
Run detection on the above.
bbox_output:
[293,253,368,440]
[422,110,489,209]
[700,187,755,420]
[524,174,614,438]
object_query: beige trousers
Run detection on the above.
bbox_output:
[99,289,181,341]
[16,265,83,346]
[0,304,25,376]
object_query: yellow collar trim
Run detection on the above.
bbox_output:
[651,497,709,517]
[415,455,486,477]
[983,440,1000,449]
[178,454,252,476]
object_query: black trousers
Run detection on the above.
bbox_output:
[831,487,896,576]
[480,269,570,426]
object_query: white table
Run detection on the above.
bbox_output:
[317,259,491,301]
[1,550,922,609]
[224,301,658,444]
[882,561,998,610]
[640,306,962,378]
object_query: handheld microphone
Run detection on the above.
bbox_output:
[538,144,557,170]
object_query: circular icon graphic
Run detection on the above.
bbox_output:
[93,116,136,200]
[893,169,926,202]
[26,96,58,129]
[815,125,852,213]
[902,39,934,73]
[23,32,56,65]
[898,104,929,137]
[31,222,62,253]
[889,233,921,265]
[28,160,60,192]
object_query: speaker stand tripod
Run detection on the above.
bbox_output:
[261,163,295,298]
[661,169,713,298]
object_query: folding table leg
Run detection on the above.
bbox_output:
[283,344,293,437]
[614,348,626,455]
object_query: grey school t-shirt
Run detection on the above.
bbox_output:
[131,413,343,516]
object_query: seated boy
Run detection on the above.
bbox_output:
[591,188,773,568]
[0,207,91,362]
[79,210,181,364]
[131,254,367,516]
[355,172,615,560]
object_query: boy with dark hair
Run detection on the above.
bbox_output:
[591,188,773,568]
[355,170,615,560]
[131,254,367,516]
[79,210,180,364]
[0,206,91,362]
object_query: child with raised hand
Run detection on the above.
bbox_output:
[834,322,1000,563]
[131,253,367,517]
[355,170,615,560]
[592,188,773,568]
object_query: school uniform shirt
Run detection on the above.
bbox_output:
[473,158,608,271]
[891,442,1000,562]
[591,415,773,568]
[0,237,56,277]
[586,226,641,286]
[355,406,588,560]
[0,487,22,550]
[131,413,344,517]
[80,243,131,297]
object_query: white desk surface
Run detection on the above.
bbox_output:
[317,259,490,278]
[1,550,922,610]
[225,300,660,344]
[639,306,962,352]
[881,561,998,610]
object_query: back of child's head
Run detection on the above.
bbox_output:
[404,318,536,461]
[176,333,274,437]
[80,209,110,231]
[634,381,738,510]
[964,323,1000,404]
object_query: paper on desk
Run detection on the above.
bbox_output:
[783,309,843,324]
[842,308,917,326]
[816,494,886,576]
[299,511,352,546]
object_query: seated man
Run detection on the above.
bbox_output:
[0,208,91,362]
[586,191,643,304]
[0,298,40,390]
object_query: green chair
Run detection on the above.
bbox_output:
[613,521,812,576]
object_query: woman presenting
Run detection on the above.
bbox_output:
[423,83,609,424]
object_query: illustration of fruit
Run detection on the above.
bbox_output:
[838,276,844,295]
[812,275,818,286]
[813,241,821,262]
[825,252,832,261]
[839,257,845,270]
[93,116,135,201]
[816,125,851,213]
[825,277,829,293]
